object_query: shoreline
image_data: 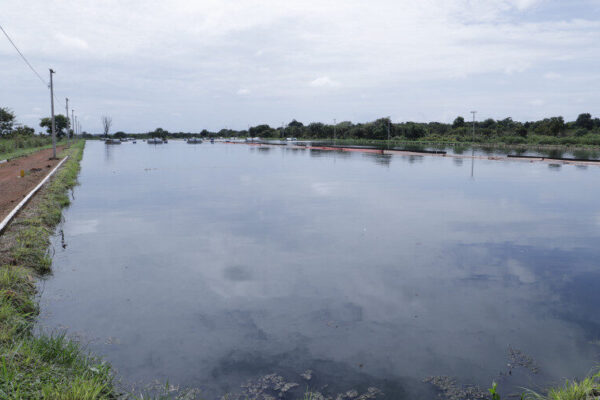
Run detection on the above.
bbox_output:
[0,140,597,399]
[0,140,117,398]
[223,140,600,167]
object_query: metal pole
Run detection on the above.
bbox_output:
[49,69,56,158]
[65,98,70,145]
[71,109,75,141]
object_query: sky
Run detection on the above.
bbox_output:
[1,0,600,133]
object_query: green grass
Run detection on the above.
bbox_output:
[0,137,67,161]
[524,371,600,400]
[0,140,118,399]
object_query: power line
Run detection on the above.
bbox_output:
[0,23,48,87]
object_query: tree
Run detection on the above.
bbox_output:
[452,116,465,129]
[575,113,593,130]
[249,124,274,137]
[101,116,113,137]
[288,119,304,128]
[40,115,69,138]
[480,118,496,129]
[0,107,15,136]
[13,125,34,136]
[516,126,528,137]
[113,131,126,139]
[149,127,168,138]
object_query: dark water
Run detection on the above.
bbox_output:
[38,141,600,399]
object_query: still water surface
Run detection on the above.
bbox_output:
[39,141,600,399]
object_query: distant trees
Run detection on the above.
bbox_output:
[575,113,593,130]
[101,116,113,138]
[249,124,274,137]
[113,131,126,139]
[149,127,168,138]
[0,108,15,136]
[40,115,69,138]
[452,116,465,128]
[13,125,35,136]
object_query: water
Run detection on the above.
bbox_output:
[38,141,600,399]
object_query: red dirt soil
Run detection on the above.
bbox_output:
[0,147,66,222]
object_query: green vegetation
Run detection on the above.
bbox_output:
[0,107,70,160]
[0,136,67,161]
[100,113,600,148]
[524,371,600,400]
[0,141,118,399]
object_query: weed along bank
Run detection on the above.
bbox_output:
[0,141,117,398]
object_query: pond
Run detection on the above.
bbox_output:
[38,140,600,399]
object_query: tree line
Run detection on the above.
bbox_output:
[123,113,600,146]
[3,106,600,146]
[0,107,74,139]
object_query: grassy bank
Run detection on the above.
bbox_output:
[0,137,68,161]
[0,140,117,399]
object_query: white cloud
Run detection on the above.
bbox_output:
[54,32,89,50]
[1,0,599,131]
[544,72,562,79]
[309,76,340,88]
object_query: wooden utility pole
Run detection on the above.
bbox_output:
[49,69,56,158]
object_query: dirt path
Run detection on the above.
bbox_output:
[0,146,66,221]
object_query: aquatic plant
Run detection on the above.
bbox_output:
[524,371,600,400]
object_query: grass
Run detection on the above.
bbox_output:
[523,371,600,400]
[0,137,68,161]
[0,140,118,399]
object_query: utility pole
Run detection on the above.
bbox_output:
[65,98,70,146]
[49,69,56,158]
[470,111,477,143]
[71,109,75,141]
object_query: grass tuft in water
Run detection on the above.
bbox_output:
[524,371,600,400]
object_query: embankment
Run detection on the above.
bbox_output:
[0,141,117,399]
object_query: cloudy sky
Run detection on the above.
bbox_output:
[1,0,599,133]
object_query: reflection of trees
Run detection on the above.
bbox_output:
[309,149,351,158]
[548,163,562,170]
[104,142,114,162]
[284,147,306,154]
[453,145,468,155]
[362,152,392,167]
[406,155,424,164]
[573,149,600,160]
[453,157,463,166]
[544,149,565,159]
